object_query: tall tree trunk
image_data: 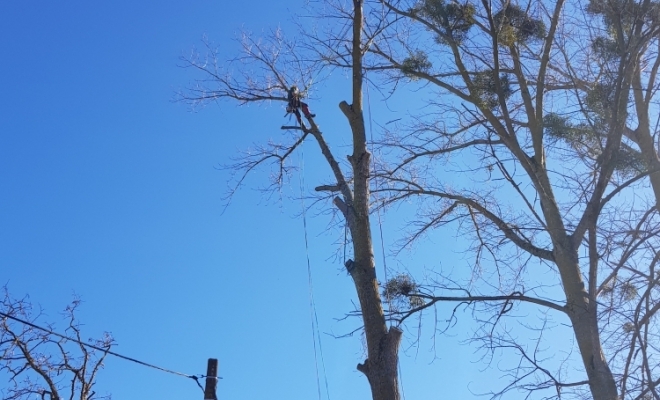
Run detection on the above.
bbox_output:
[338,1,402,400]
[554,237,618,400]
[344,131,402,400]
[631,67,660,204]
[529,151,619,399]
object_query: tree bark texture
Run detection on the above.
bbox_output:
[338,2,402,400]
[530,153,618,399]
[553,238,618,400]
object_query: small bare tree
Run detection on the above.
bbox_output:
[0,288,113,400]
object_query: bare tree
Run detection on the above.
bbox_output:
[347,0,660,398]
[180,0,660,398]
[180,2,402,400]
[543,1,660,397]
[0,288,113,400]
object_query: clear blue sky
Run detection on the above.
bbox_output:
[0,2,576,399]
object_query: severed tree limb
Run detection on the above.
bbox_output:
[315,184,341,192]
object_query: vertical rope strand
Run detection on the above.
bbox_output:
[399,359,406,400]
[299,141,331,400]
[364,74,392,323]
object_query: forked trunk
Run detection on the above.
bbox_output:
[554,242,618,400]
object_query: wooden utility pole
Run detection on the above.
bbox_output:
[203,358,218,400]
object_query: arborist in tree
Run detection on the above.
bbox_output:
[286,85,315,124]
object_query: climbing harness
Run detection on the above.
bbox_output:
[285,85,316,125]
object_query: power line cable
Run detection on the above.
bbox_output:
[0,310,210,392]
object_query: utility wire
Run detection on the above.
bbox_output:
[0,311,209,392]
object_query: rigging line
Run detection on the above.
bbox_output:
[364,73,392,320]
[299,149,322,400]
[0,310,207,391]
[312,279,331,400]
[298,142,331,400]
[399,358,407,400]
[343,222,348,266]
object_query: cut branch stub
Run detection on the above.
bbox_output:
[357,326,403,399]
